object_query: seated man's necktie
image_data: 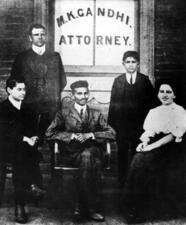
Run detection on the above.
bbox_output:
[80,108,84,119]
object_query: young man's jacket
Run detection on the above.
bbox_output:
[0,99,41,163]
[11,48,66,118]
[108,72,157,137]
[45,103,116,153]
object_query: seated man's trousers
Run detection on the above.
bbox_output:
[70,143,103,210]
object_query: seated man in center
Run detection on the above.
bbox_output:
[45,80,115,222]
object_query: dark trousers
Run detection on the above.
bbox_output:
[38,111,51,142]
[117,136,139,186]
[72,145,103,210]
[0,159,42,207]
[13,149,43,207]
[0,163,6,206]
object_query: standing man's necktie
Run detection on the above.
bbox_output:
[130,74,133,85]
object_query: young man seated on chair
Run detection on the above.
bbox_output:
[45,80,115,222]
[0,77,45,224]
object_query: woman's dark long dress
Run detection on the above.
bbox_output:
[122,104,186,220]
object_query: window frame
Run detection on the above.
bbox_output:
[34,0,155,83]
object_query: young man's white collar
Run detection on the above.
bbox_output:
[32,44,46,55]
[8,96,22,110]
[126,71,137,84]
[74,102,87,115]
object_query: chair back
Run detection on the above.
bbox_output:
[61,96,109,120]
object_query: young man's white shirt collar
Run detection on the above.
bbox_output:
[74,102,87,115]
[32,44,46,55]
[8,96,22,110]
[126,71,137,84]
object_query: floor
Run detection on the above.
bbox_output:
[1,172,186,225]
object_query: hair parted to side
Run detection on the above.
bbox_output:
[28,24,46,36]
[122,51,139,62]
[6,77,26,91]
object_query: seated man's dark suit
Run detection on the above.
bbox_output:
[0,99,43,206]
[45,103,115,210]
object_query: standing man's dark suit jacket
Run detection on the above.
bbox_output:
[11,49,66,119]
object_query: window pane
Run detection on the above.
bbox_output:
[55,0,94,65]
[95,0,136,65]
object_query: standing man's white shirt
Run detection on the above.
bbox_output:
[32,44,46,56]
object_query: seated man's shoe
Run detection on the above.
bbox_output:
[89,210,105,222]
[73,207,83,222]
[14,205,28,224]
[125,215,145,224]
[123,212,135,224]
[30,184,46,197]
[123,209,144,224]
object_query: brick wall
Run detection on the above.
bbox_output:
[155,0,185,76]
[0,0,34,99]
[155,0,185,86]
[155,0,186,104]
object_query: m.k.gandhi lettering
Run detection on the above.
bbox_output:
[55,0,136,66]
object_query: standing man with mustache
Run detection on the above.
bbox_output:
[108,51,158,187]
[11,24,66,140]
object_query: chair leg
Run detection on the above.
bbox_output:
[0,164,7,207]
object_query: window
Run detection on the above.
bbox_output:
[55,0,138,72]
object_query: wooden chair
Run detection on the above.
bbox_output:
[48,96,113,176]
[49,139,111,174]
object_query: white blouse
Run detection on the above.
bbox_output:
[140,103,186,143]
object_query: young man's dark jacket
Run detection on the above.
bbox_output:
[108,72,157,138]
[0,99,41,164]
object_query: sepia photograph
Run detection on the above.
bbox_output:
[0,0,186,224]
